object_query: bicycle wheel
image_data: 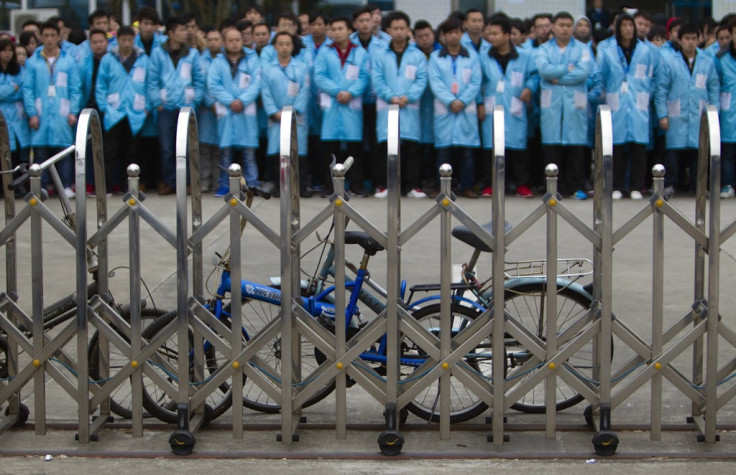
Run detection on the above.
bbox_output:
[0,335,8,379]
[139,311,234,423]
[224,299,334,413]
[503,281,598,413]
[88,307,171,420]
[404,303,493,423]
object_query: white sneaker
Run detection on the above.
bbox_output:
[407,188,427,198]
[64,187,75,199]
[721,185,735,199]
[630,190,643,200]
[374,187,388,198]
[612,190,623,200]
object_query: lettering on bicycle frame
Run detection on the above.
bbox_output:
[244,283,282,303]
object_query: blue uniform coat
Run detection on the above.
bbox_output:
[716,49,736,143]
[95,46,149,135]
[147,43,205,111]
[0,67,31,151]
[260,57,310,156]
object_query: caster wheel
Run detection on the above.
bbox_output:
[584,405,594,428]
[5,404,29,427]
[169,430,196,455]
[592,430,619,456]
[377,430,404,456]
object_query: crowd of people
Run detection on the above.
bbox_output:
[1,3,735,201]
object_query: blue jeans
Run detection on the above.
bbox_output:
[35,147,72,189]
[437,147,475,190]
[219,147,259,188]
[157,108,179,187]
[722,143,736,189]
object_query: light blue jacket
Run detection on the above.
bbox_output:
[478,45,537,150]
[314,42,370,142]
[22,48,83,147]
[535,37,594,145]
[0,67,31,150]
[134,32,166,56]
[704,41,723,57]
[350,31,386,104]
[261,57,310,156]
[655,49,720,149]
[418,42,442,144]
[371,43,427,143]
[597,39,657,145]
[715,50,736,143]
[461,32,489,55]
[95,46,149,135]
[258,44,312,69]
[428,46,482,148]
[147,42,205,111]
[198,49,220,145]
[80,52,106,109]
[207,49,261,148]
[303,34,332,135]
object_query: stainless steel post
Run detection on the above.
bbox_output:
[332,161,348,440]
[652,164,665,440]
[228,164,244,438]
[29,163,45,435]
[544,161,558,439]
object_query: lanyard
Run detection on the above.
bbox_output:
[617,45,630,75]
[278,62,295,83]
[451,55,457,76]
[43,52,57,78]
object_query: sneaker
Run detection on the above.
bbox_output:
[374,187,388,198]
[214,185,229,197]
[64,187,75,199]
[573,190,588,200]
[461,189,480,199]
[630,190,643,200]
[720,185,735,199]
[349,183,368,197]
[407,188,427,198]
[481,186,492,197]
[663,186,675,200]
[260,181,276,194]
[612,190,623,200]
[516,185,533,198]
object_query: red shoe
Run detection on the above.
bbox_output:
[481,186,492,197]
[516,185,534,198]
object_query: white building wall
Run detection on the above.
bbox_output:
[491,0,586,19]
[395,0,453,29]
[712,0,733,22]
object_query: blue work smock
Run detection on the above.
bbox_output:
[198,49,220,145]
[303,35,332,136]
[95,47,149,135]
[313,42,369,142]
[428,46,482,148]
[371,42,427,143]
[716,49,736,143]
[147,43,205,111]
[207,49,262,149]
[260,57,310,156]
[22,48,83,147]
[597,38,657,145]
[534,37,594,146]
[655,49,720,149]
[478,44,537,150]
[350,31,386,105]
[0,67,31,151]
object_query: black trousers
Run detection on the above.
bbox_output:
[375,140,421,192]
[613,143,647,192]
[322,140,363,191]
[543,144,587,195]
[104,117,139,189]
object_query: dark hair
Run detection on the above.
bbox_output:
[532,13,553,26]
[439,17,463,34]
[182,12,199,26]
[552,11,574,23]
[310,12,330,24]
[614,14,637,44]
[18,31,37,47]
[511,18,528,35]
[353,5,373,21]
[40,20,60,35]
[698,16,717,35]
[117,26,136,37]
[594,27,613,43]
[385,11,410,29]
[330,16,351,30]
[447,10,465,23]
[165,16,186,34]
[466,8,483,18]
[0,37,20,75]
[488,15,511,35]
[47,15,64,27]
[89,28,107,40]
[487,12,509,27]
[729,17,736,33]
[21,19,40,29]
[647,24,666,41]
[68,28,86,45]
[275,11,297,25]
[633,10,653,23]
[219,19,237,32]
[137,6,161,25]
[252,22,270,33]
[244,3,264,17]
[236,19,253,31]
[678,23,700,38]
[414,20,433,32]
[88,9,109,26]
[271,31,303,57]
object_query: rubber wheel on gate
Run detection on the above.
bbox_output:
[138,311,234,423]
[502,281,606,414]
[88,307,172,420]
[223,301,334,413]
[404,303,498,424]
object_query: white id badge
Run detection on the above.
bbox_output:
[721,92,732,111]
[462,68,472,83]
[346,64,359,80]
[404,65,417,80]
[634,64,647,80]
[56,72,68,87]
[319,92,331,109]
[245,102,257,115]
[180,62,192,80]
[540,89,551,108]
[48,85,56,97]
[107,93,120,108]
[184,87,194,103]
[133,94,146,111]
[496,80,505,93]
[59,98,70,116]
[160,88,167,102]
[510,96,524,116]
[511,71,523,87]
[695,73,706,89]
[607,92,619,111]
[621,81,628,94]
[574,90,587,109]
[636,92,650,111]
[214,102,227,117]
[132,67,146,82]
[287,81,299,97]
[239,73,251,89]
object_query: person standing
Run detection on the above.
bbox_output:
[198,26,223,192]
[314,16,370,196]
[371,11,428,198]
[0,37,31,196]
[207,26,262,196]
[655,23,720,198]
[413,20,441,196]
[147,16,205,195]
[535,12,593,199]
[22,20,82,198]
[428,18,482,198]
[715,19,736,198]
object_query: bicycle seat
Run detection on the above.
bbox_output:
[451,220,512,252]
[344,231,385,256]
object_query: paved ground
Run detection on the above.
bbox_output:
[2,189,736,471]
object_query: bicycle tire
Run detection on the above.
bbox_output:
[502,281,601,413]
[88,307,171,420]
[0,335,8,379]
[404,303,493,423]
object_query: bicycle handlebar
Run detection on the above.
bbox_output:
[6,163,30,191]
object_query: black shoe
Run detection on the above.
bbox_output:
[300,187,313,198]
[349,183,368,197]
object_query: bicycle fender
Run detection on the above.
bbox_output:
[480,276,594,302]
[410,294,485,312]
